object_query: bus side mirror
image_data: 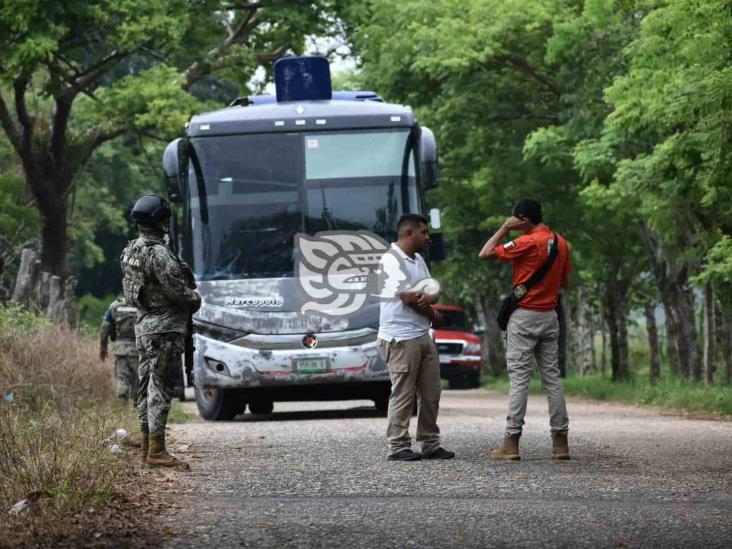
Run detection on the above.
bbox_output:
[163,138,186,203]
[428,232,446,261]
[429,208,441,229]
[420,127,439,190]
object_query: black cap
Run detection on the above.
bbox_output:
[130,195,171,226]
[512,198,542,224]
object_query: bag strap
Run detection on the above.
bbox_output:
[514,233,559,298]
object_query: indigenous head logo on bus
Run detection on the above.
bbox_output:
[295,230,440,317]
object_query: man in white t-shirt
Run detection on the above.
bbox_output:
[377,214,455,461]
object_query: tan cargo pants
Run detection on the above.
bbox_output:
[377,334,442,456]
[505,307,569,437]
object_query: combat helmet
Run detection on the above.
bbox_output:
[130,195,171,226]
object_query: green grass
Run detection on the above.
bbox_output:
[76,293,117,339]
[167,400,195,424]
[0,305,140,544]
[482,373,732,416]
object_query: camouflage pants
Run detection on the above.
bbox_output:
[114,355,139,402]
[136,333,184,436]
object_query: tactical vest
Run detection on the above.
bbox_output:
[112,303,137,340]
[121,239,172,309]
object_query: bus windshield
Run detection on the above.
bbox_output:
[187,129,419,280]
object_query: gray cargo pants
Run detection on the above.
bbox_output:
[114,354,139,402]
[505,308,569,436]
[136,333,185,436]
[377,334,442,456]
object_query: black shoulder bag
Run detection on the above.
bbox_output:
[496,233,558,331]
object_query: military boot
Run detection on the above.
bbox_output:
[140,433,149,466]
[147,433,190,470]
[490,434,520,461]
[552,432,570,460]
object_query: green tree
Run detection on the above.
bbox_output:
[575,0,732,380]
[523,0,651,380]
[0,133,40,292]
[0,0,342,276]
[344,0,602,374]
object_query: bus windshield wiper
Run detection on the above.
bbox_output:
[320,185,337,229]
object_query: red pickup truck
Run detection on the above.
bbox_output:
[433,304,483,389]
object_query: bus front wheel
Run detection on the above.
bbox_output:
[195,387,245,420]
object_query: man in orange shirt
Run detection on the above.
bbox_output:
[479,199,571,461]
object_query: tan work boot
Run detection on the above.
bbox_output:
[140,433,149,466]
[552,432,570,460]
[122,433,142,448]
[490,435,520,461]
[147,434,190,470]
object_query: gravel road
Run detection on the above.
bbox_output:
[159,389,732,548]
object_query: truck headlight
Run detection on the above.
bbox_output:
[463,343,481,356]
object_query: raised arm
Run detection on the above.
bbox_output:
[479,216,529,259]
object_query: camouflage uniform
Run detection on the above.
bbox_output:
[121,228,200,437]
[100,297,139,401]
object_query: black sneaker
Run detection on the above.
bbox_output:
[387,449,422,461]
[423,447,455,460]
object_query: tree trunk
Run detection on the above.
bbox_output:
[0,234,11,301]
[574,287,594,376]
[720,307,732,385]
[473,297,491,376]
[557,293,569,378]
[602,281,630,381]
[26,169,70,275]
[11,248,40,308]
[679,287,700,381]
[475,296,506,377]
[642,224,700,380]
[600,303,607,376]
[617,304,630,380]
[11,248,77,326]
[658,275,701,379]
[590,309,597,372]
[645,302,661,385]
[703,282,716,386]
[662,302,679,377]
[38,200,70,275]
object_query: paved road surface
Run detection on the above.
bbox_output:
[159,389,732,548]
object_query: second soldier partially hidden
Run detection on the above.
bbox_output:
[100,295,139,404]
[121,195,201,469]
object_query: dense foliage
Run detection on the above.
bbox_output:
[0,0,730,386]
[344,0,732,384]
[0,0,344,275]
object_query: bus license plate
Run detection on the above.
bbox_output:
[295,358,328,373]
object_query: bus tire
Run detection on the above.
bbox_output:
[195,387,241,421]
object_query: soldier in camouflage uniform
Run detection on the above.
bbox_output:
[99,295,139,403]
[121,195,200,469]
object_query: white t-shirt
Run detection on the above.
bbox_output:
[377,243,432,342]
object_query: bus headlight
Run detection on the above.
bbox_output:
[205,357,231,377]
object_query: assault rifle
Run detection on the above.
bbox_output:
[185,316,195,387]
